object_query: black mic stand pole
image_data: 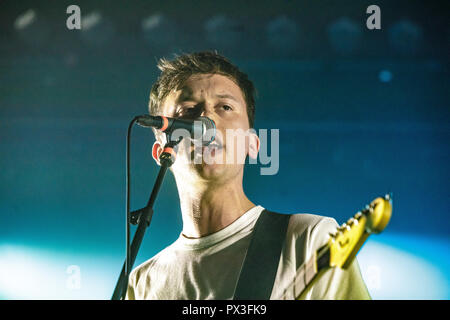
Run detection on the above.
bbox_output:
[111,135,178,300]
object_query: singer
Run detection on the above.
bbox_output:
[125,51,370,300]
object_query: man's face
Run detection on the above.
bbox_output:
[156,73,258,184]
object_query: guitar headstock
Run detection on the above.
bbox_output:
[327,194,392,269]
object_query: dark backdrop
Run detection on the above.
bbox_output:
[0,0,448,299]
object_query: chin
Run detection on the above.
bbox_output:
[194,162,227,180]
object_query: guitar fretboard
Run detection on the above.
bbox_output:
[276,246,330,300]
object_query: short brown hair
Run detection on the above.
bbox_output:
[148,51,256,128]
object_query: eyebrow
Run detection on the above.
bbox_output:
[215,94,240,103]
[176,92,241,104]
[176,88,194,103]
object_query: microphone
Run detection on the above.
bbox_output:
[136,115,216,146]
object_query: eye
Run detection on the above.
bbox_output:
[222,105,233,111]
[183,108,196,114]
[177,106,197,117]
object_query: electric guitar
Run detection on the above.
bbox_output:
[276,194,392,299]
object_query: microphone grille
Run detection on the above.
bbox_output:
[197,116,216,146]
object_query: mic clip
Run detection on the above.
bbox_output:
[130,207,153,226]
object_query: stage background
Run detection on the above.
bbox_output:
[0,0,449,299]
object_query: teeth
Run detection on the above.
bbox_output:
[208,142,222,148]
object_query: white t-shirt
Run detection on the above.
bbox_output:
[126,205,371,300]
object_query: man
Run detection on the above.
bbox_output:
[126,51,370,300]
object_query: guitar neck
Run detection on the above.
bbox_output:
[274,196,392,300]
[276,245,331,300]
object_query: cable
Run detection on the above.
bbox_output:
[126,116,140,277]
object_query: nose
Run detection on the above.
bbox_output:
[199,106,217,124]
[198,105,221,143]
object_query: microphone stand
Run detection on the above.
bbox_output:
[111,123,179,300]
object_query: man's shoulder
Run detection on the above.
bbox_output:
[279,212,339,252]
[129,240,179,281]
[287,212,338,235]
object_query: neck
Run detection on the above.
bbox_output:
[175,174,255,238]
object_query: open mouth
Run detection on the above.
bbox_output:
[205,140,223,149]
[190,139,224,163]
[201,140,224,158]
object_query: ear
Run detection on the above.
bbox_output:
[248,131,260,160]
[152,141,163,166]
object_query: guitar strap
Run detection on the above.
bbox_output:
[233,209,291,300]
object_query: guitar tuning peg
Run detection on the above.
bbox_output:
[361,206,370,215]
[385,193,393,204]
[329,232,337,242]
